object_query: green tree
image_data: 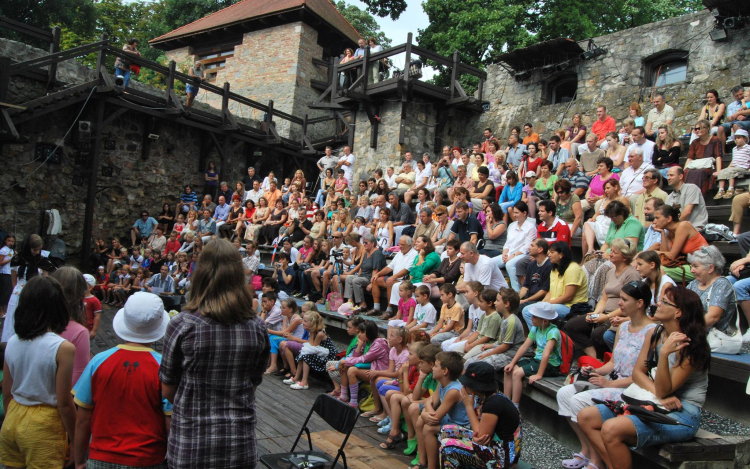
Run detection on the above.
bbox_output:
[160,0,240,31]
[335,1,392,47]
[0,0,96,44]
[356,0,407,20]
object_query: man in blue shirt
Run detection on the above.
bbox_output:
[213,195,230,231]
[145,264,178,308]
[197,208,216,244]
[178,185,198,213]
[131,211,158,247]
[718,85,750,153]
[506,134,527,169]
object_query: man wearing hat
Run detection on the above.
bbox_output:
[715,128,750,199]
[72,292,172,469]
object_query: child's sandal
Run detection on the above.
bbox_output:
[360,411,378,418]
[379,432,406,450]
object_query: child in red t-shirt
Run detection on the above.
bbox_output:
[92,266,109,302]
[83,274,102,341]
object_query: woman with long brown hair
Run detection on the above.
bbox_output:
[160,239,270,469]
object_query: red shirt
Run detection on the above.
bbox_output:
[163,239,181,256]
[591,116,616,141]
[537,217,571,246]
[83,296,102,331]
[407,366,431,398]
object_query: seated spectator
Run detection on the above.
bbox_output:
[470,152,488,183]
[261,171,276,191]
[521,171,538,219]
[157,203,174,234]
[216,181,233,203]
[730,191,750,237]
[651,204,708,283]
[365,235,417,317]
[718,85,750,153]
[592,105,616,149]
[423,239,462,297]
[556,280,655,469]
[393,163,416,199]
[535,160,558,200]
[131,211,158,248]
[537,199,571,247]
[505,134,527,169]
[382,235,441,319]
[565,238,639,358]
[665,167,708,231]
[469,166,495,208]
[342,234,387,312]
[449,202,483,245]
[619,147,653,205]
[264,180,282,207]
[497,171,522,216]
[197,194,216,217]
[548,136,570,175]
[578,286,709,469]
[583,177,628,254]
[553,179,583,237]
[521,242,588,329]
[389,192,416,241]
[178,185,198,213]
[561,157,591,199]
[196,209,216,244]
[257,199,287,246]
[632,168,667,227]
[644,93,675,139]
[618,118,636,147]
[579,133,606,176]
[405,160,429,205]
[626,126,656,166]
[600,201,645,254]
[431,205,454,253]
[605,131,627,170]
[629,101,646,127]
[715,129,750,199]
[414,207,438,240]
[384,166,397,188]
[687,246,741,354]
[479,203,507,258]
[518,238,552,310]
[495,201,536,291]
[565,113,587,157]
[642,197,665,251]
[522,123,540,145]
[688,89,725,145]
[330,209,353,239]
[685,119,723,193]
[458,241,508,293]
[234,182,246,205]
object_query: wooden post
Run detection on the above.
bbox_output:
[95,34,108,86]
[477,78,484,102]
[80,98,106,273]
[221,82,230,124]
[166,60,176,105]
[331,60,339,97]
[361,46,370,93]
[403,33,412,83]
[47,26,61,89]
[266,100,274,139]
[301,113,308,150]
[450,51,460,99]
[0,57,10,104]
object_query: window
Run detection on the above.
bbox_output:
[645,51,688,87]
[546,74,577,105]
[195,46,236,82]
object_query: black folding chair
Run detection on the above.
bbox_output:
[259,394,360,469]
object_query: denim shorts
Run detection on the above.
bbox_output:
[596,401,700,449]
[186,84,199,95]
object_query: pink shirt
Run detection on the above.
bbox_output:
[389,346,410,370]
[589,172,620,198]
[299,246,314,263]
[61,320,91,385]
[398,297,416,321]
[345,337,390,371]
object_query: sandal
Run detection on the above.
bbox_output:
[360,411,378,418]
[562,453,590,469]
[369,415,386,423]
[379,431,407,450]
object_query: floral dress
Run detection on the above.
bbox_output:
[439,392,522,469]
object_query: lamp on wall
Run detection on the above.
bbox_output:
[514,70,531,81]
[710,27,729,42]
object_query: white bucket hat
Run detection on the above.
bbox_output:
[83,274,96,287]
[529,302,558,321]
[113,292,170,343]
[734,129,749,139]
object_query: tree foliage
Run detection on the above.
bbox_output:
[0,0,96,43]
[356,0,408,20]
[335,1,392,48]
[160,0,240,31]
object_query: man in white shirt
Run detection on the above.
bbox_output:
[399,151,416,173]
[371,194,392,227]
[421,152,433,175]
[244,180,264,205]
[457,242,508,292]
[620,147,654,208]
[625,126,656,165]
[495,201,537,290]
[384,166,397,189]
[365,236,418,317]
[336,146,356,189]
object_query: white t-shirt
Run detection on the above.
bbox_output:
[467,304,484,332]
[0,246,13,275]
[415,302,437,329]
[465,255,508,290]
[625,140,656,165]
[339,154,355,181]
[619,164,654,197]
[389,248,418,278]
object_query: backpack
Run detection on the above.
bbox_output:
[558,330,575,375]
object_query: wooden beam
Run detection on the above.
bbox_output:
[221,83,238,131]
[450,51,460,99]
[1,109,19,139]
[102,106,128,127]
[80,98,106,272]
[47,26,61,91]
[98,65,115,93]
[361,47,370,94]
[0,57,10,104]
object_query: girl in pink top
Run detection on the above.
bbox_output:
[52,267,92,385]
[365,328,411,422]
[388,281,416,332]
[587,158,620,199]
[340,320,389,408]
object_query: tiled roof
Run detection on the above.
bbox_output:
[150,0,361,45]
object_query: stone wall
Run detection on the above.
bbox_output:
[445,10,750,146]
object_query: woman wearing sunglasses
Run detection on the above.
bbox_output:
[556,280,656,469]
[578,285,710,469]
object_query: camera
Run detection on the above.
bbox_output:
[331,249,344,262]
[589,314,600,320]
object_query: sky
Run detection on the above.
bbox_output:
[346,0,430,46]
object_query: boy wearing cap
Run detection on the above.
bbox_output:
[503,302,562,406]
[72,292,172,469]
[83,274,102,341]
[715,129,750,199]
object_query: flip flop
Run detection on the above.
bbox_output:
[369,415,386,423]
[360,411,378,418]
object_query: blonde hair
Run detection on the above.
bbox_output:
[391,326,408,345]
[185,239,256,324]
[655,125,678,149]
[305,310,324,334]
[301,301,316,312]
[610,238,637,262]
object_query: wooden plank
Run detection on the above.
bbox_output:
[311,430,408,469]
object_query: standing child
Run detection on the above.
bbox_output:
[82,275,102,343]
[0,276,77,469]
[460,289,502,358]
[265,297,303,375]
[410,351,469,469]
[466,288,526,370]
[504,302,562,406]
[72,292,172,469]
[326,317,367,397]
[406,285,438,331]
[364,327,411,422]
[289,310,338,390]
[389,281,416,333]
[429,284,464,345]
[339,320,389,408]
[93,266,109,303]
[441,281,483,352]
[105,267,122,304]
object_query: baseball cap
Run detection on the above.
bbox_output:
[525,171,537,179]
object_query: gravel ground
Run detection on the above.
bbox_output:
[519,419,572,469]
[701,408,750,435]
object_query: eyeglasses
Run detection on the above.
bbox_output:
[658,298,678,308]
[555,190,565,195]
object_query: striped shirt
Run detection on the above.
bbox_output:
[732,143,750,169]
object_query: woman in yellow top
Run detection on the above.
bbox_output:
[522,241,588,329]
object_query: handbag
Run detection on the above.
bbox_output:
[706,283,742,354]
[685,157,715,170]
[327,292,343,311]
[533,187,551,200]
[659,252,687,268]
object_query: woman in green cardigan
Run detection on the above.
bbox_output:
[383,235,441,319]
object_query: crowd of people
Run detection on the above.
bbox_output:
[1,87,750,469]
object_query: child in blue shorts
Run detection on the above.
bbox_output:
[504,302,562,406]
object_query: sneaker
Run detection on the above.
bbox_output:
[378,416,391,427]
[377,424,392,434]
[293,292,304,298]
[714,190,726,200]
[724,189,736,199]
[743,329,750,344]
[410,453,420,466]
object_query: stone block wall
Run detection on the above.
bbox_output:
[445,10,750,146]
